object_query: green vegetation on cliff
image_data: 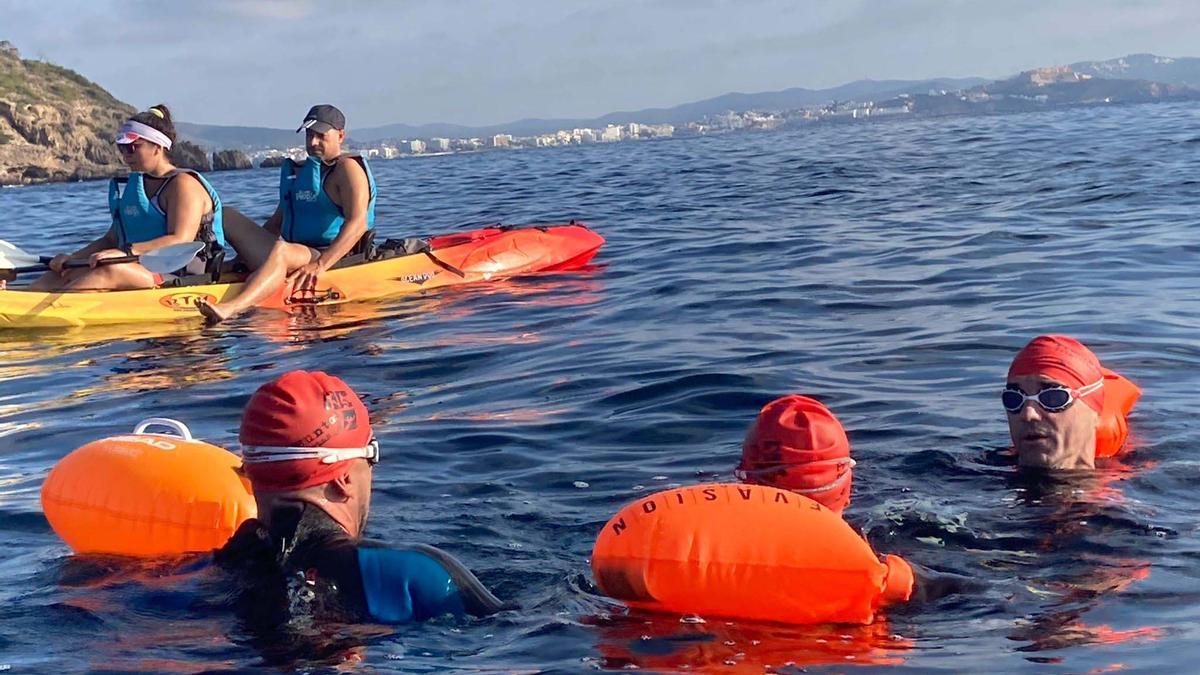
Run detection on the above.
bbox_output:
[0,40,135,184]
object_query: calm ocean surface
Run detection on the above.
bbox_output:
[1,102,1199,672]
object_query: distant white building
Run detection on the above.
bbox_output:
[599,125,622,142]
[642,123,674,138]
[574,128,597,144]
[491,134,512,148]
[407,139,426,154]
[428,137,450,152]
[625,122,640,139]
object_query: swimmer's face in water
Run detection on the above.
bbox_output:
[1006,374,1099,470]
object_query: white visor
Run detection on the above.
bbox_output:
[115,120,173,149]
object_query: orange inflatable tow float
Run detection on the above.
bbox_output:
[1096,368,1141,458]
[41,418,255,557]
[592,483,913,626]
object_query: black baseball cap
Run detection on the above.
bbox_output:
[297,104,346,133]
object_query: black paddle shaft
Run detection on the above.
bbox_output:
[13,255,140,275]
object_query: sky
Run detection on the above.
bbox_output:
[3,0,1198,129]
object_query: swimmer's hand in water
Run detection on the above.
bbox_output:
[909,562,980,603]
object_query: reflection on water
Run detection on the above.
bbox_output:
[588,612,911,670]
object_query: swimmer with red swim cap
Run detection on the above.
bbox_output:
[216,370,505,626]
[1004,335,1140,470]
[737,395,854,514]
[736,394,967,603]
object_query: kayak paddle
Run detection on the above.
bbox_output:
[0,240,206,275]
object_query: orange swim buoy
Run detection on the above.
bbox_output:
[1096,368,1141,458]
[41,418,255,557]
[592,483,913,625]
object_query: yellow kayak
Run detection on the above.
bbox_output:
[0,224,604,329]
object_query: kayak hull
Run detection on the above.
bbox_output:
[0,224,603,328]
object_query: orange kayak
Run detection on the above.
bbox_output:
[0,223,604,328]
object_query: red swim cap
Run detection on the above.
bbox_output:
[1008,335,1105,414]
[737,395,853,513]
[239,370,372,491]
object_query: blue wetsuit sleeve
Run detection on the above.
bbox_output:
[356,547,468,623]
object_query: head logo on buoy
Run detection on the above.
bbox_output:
[109,434,178,451]
[41,418,255,557]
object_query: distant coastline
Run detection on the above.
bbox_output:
[3,47,1198,186]
[178,55,1200,167]
[199,59,1200,169]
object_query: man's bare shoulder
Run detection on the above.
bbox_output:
[333,156,368,186]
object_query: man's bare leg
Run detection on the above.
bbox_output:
[198,208,317,324]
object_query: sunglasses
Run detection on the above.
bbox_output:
[116,141,148,155]
[1001,380,1102,413]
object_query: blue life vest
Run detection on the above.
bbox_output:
[356,544,505,624]
[108,171,226,250]
[280,155,376,247]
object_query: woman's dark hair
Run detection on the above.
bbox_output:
[127,103,177,145]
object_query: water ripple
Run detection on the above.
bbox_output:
[0,101,1198,671]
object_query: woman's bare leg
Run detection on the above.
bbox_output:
[62,263,158,290]
[29,267,87,292]
[28,263,152,291]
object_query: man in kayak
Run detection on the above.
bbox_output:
[31,105,225,291]
[1003,334,1138,470]
[215,369,506,625]
[198,105,376,324]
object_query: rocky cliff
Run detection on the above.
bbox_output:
[0,41,255,185]
[0,40,134,185]
[212,149,252,171]
[174,140,212,172]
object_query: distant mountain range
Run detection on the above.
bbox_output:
[1070,53,1200,87]
[169,53,1200,149]
[177,77,985,149]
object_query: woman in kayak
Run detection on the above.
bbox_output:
[31,105,226,291]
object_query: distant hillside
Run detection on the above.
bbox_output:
[983,65,1196,103]
[0,40,133,185]
[178,77,988,148]
[175,121,300,152]
[1070,53,1200,87]
[169,53,1200,150]
[870,63,1200,118]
